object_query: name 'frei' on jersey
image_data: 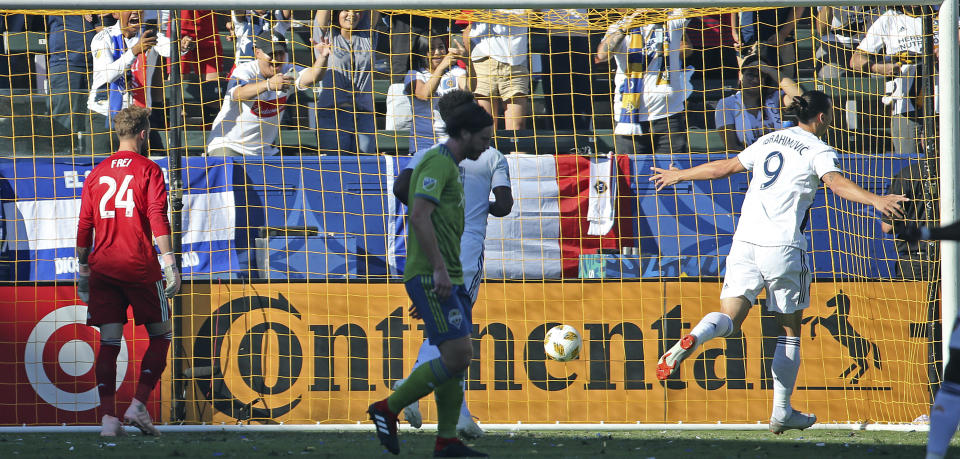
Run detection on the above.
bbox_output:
[733,126,842,250]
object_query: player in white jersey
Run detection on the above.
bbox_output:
[895,222,960,459]
[651,91,908,434]
[392,89,513,439]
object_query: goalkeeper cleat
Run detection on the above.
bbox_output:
[124,399,160,436]
[456,415,484,440]
[656,334,697,380]
[434,438,488,457]
[368,400,400,455]
[100,415,125,437]
[769,410,817,434]
[392,378,422,429]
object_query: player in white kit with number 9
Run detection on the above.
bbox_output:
[650,90,908,434]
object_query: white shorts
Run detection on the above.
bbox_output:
[460,238,485,305]
[720,240,812,314]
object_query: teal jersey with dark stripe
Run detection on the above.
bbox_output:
[404,144,465,283]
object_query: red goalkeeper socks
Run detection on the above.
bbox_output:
[135,334,171,403]
[96,342,121,418]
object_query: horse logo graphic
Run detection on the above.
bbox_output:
[802,292,882,384]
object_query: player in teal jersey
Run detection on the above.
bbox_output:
[368,90,493,457]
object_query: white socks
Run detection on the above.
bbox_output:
[690,312,734,344]
[690,313,801,422]
[771,336,801,421]
[927,381,960,459]
[411,339,472,419]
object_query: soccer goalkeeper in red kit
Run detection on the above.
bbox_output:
[75,106,181,437]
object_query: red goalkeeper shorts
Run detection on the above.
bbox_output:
[86,272,170,326]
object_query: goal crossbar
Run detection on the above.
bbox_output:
[0,0,943,10]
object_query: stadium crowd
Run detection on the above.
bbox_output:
[0,7,937,273]
[11,7,938,157]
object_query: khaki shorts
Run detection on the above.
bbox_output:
[473,57,530,100]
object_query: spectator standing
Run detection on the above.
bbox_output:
[88,11,173,154]
[0,14,32,90]
[206,31,330,156]
[46,14,98,153]
[714,55,804,153]
[598,8,693,154]
[75,106,181,437]
[405,32,467,153]
[388,13,452,84]
[535,9,593,132]
[814,7,878,79]
[466,9,531,131]
[313,10,381,154]
[229,10,292,64]
[686,13,739,86]
[850,6,934,156]
[177,10,225,128]
[749,7,806,79]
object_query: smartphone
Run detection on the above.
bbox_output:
[284,67,299,81]
[450,34,466,54]
[141,23,158,37]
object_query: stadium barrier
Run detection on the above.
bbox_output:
[0,153,914,281]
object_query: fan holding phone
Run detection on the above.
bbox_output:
[206,31,331,157]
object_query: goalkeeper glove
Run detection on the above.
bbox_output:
[77,264,90,303]
[160,252,181,299]
[897,224,931,243]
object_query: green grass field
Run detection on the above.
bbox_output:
[1,429,953,458]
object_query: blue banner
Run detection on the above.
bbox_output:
[0,156,239,281]
[0,154,916,281]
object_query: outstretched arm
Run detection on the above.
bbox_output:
[903,220,960,242]
[821,171,908,218]
[298,38,331,87]
[927,221,960,241]
[649,158,746,191]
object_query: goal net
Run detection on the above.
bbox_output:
[0,5,944,426]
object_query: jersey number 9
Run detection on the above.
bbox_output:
[760,151,784,189]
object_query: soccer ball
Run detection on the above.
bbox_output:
[543,324,582,362]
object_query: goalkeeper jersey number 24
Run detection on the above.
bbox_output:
[76,150,172,284]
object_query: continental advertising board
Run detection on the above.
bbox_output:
[179,281,933,424]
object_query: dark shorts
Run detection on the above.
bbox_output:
[86,273,169,326]
[405,275,472,345]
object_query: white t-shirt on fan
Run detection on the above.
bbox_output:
[206,60,306,156]
[858,9,935,115]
